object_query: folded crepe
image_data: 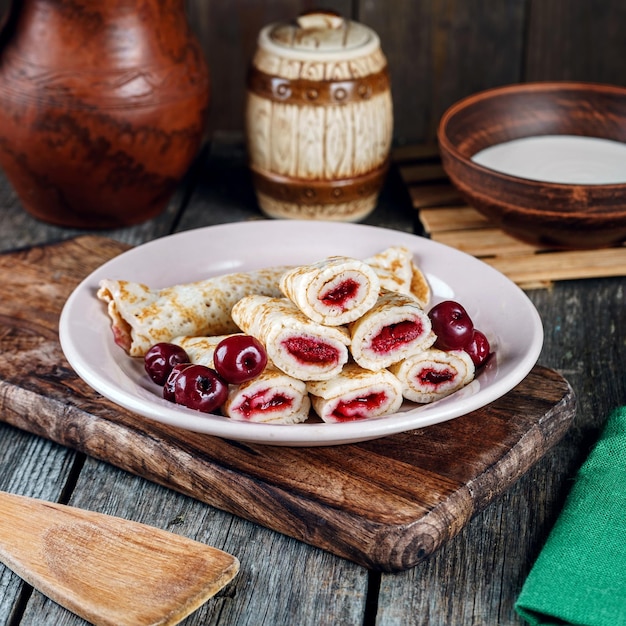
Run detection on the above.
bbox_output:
[349,290,436,370]
[231,295,351,381]
[172,335,310,424]
[389,348,475,403]
[306,363,403,423]
[97,267,288,357]
[279,256,380,326]
[364,246,431,308]
[171,334,228,368]
[97,247,431,359]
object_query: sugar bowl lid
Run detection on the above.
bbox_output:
[258,10,381,61]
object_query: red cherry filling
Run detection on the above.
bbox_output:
[331,392,387,421]
[282,337,339,366]
[370,320,423,354]
[418,367,454,387]
[112,325,132,353]
[320,279,359,309]
[236,390,293,419]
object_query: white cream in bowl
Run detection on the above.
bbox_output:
[471,135,626,185]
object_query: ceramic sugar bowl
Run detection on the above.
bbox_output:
[245,11,393,221]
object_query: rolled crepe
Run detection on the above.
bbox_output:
[389,348,475,403]
[365,246,431,308]
[349,290,436,370]
[172,335,310,424]
[97,266,288,357]
[279,256,380,326]
[231,295,350,381]
[97,247,429,358]
[224,370,311,424]
[306,363,403,423]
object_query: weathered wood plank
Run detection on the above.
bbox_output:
[0,427,79,625]
[185,0,353,137]
[18,459,368,626]
[419,206,491,232]
[398,163,448,184]
[353,0,527,144]
[408,183,462,208]
[432,227,546,256]
[392,143,440,162]
[181,0,626,145]
[485,247,626,284]
[525,0,626,84]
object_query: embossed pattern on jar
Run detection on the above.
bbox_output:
[245,11,393,221]
[0,0,210,229]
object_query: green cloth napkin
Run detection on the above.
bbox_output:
[515,406,626,626]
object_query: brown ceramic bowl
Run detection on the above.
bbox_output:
[437,82,626,249]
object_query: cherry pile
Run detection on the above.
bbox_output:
[144,335,268,413]
[143,301,490,416]
[427,300,491,367]
[144,343,189,385]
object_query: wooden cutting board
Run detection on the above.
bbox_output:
[0,237,575,572]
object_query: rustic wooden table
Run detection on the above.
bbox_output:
[0,139,624,626]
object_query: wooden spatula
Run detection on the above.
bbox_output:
[0,490,239,626]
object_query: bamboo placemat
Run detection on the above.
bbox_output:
[393,144,626,289]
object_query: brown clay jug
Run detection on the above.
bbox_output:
[0,0,210,229]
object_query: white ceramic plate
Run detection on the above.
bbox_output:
[59,221,543,446]
[471,135,626,185]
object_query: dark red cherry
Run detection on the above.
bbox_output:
[163,363,194,402]
[213,335,268,384]
[173,364,228,413]
[428,300,474,351]
[144,342,190,385]
[465,329,491,368]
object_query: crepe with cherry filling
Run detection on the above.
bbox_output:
[349,290,436,371]
[97,247,430,359]
[231,295,351,382]
[306,363,403,423]
[389,348,475,403]
[279,256,380,326]
[172,335,310,424]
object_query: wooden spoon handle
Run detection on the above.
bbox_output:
[0,491,239,626]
